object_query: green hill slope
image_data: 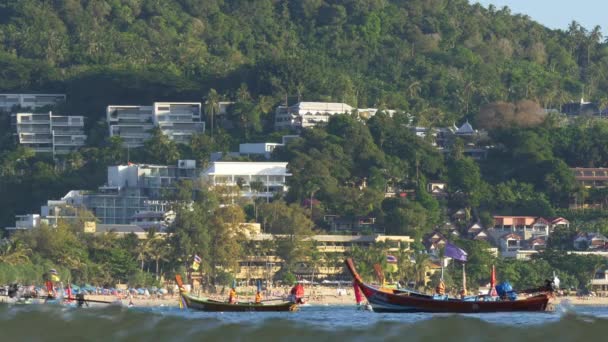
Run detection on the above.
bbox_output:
[1,0,605,123]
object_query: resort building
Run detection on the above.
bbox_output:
[153,102,204,144]
[236,234,414,281]
[239,143,284,159]
[107,102,204,147]
[0,94,65,112]
[487,215,569,258]
[572,168,608,188]
[203,162,291,199]
[590,269,608,295]
[274,102,395,131]
[4,214,41,231]
[6,161,200,229]
[83,160,199,223]
[106,105,155,147]
[13,111,86,155]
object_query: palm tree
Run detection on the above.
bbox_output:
[250,180,265,220]
[308,242,323,284]
[136,238,153,271]
[412,252,431,290]
[205,89,220,136]
[0,239,31,265]
[149,239,171,280]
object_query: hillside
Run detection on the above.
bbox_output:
[1,0,608,229]
[1,0,606,123]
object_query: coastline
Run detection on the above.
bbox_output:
[81,294,608,307]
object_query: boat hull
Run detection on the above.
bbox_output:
[345,258,551,313]
[180,292,298,312]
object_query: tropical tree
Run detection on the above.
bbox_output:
[205,88,220,136]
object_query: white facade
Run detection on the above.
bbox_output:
[107,102,204,147]
[275,102,353,131]
[5,214,41,231]
[274,102,395,131]
[7,161,200,229]
[0,94,65,112]
[153,102,204,144]
[106,105,155,147]
[239,143,283,159]
[13,111,86,154]
[203,162,291,198]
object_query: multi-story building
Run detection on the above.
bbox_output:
[7,160,200,229]
[203,162,291,199]
[153,102,204,144]
[572,168,608,188]
[236,234,414,281]
[84,160,199,223]
[488,215,569,257]
[106,105,155,147]
[238,143,284,159]
[107,102,204,147]
[13,111,86,155]
[0,94,65,112]
[274,102,395,131]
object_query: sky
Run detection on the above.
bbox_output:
[470,0,607,37]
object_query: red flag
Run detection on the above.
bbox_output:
[489,265,498,296]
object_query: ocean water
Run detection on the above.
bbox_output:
[1,303,607,341]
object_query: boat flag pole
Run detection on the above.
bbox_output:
[462,263,467,296]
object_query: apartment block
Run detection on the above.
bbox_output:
[153,102,204,144]
[203,162,291,199]
[274,102,353,131]
[107,102,204,147]
[239,143,284,159]
[5,160,200,230]
[107,105,155,147]
[13,111,86,154]
[0,94,66,112]
[274,102,394,131]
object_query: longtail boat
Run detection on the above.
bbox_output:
[175,275,298,312]
[345,258,554,313]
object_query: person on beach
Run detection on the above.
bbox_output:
[289,283,305,304]
[228,287,237,304]
[255,291,262,304]
[436,280,445,296]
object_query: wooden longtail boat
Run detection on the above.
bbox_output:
[345,258,553,313]
[175,275,298,312]
[179,291,298,312]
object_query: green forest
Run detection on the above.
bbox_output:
[2,0,608,291]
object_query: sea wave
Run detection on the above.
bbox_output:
[0,304,606,341]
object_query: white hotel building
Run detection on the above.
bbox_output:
[203,162,291,199]
[0,94,66,112]
[274,101,395,131]
[107,102,204,147]
[13,111,86,154]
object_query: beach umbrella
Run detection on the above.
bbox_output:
[137,288,145,295]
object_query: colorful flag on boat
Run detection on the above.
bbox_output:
[489,265,498,296]
[49,269,60,282]
[191,255,201,271]
[386,255,398,263]
[445,242,468,262]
